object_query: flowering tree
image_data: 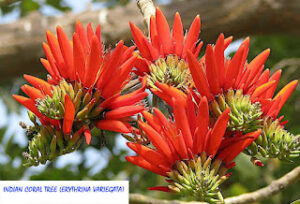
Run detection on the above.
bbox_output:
[1,0,300,203]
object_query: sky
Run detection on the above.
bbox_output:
[0,0,243,178]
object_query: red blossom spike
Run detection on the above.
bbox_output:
[182,15,201,58]
[148,186,171,192]
[46,30,67,78]
[142,111,162,133]
[40,59,55,78]
[251,80,276,100]
[95,25,102,45]
[127,142,171,166]
[83,128,92,145]
[218,130,261,163]
[57,26,74,80]
[265,69,281,98]
[129,22,152,60]
[83,35,102,88]
[172,12,184,57]
[12,95,45,122]
[214,34,225,86]
[273,80,298,113]
[150,16,159,51]
[205,108,230,157]
[105,105,145,120]
[187,51,213,100]
[21,85,44,100]
[138,121,173,161]
[245,49,270,87]
[205,44,220,95]
[102,56,137,98]
[224,44,245,90]
[195,96,209,153]
[224,36,233,48]
[24,75,52,96]
[156,8,172,55]
[109,92,148,109]
[86,23,94,44]
[97,41,124,91]
[42,42,61,80]
[73,33,86,82]
[62,94,75,135]
[96,120,131,133]
[172,98,193,150]
[125,156,167,176]
[75,20,89,55]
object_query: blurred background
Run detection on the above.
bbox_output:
[0,0,299,203]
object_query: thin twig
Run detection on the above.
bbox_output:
[136,0,156,29]
[129,166,300,204]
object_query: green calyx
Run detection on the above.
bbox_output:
[210,89,263,133]
[21,112,84,167]
[147,55,193,90]
[37,80,105,121]
[167,153,228,204]
[246,118,300,161]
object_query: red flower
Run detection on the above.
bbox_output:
[186,35,299,160]
[13,21,148,166]
[126,84,260,199]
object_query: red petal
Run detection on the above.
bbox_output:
[75,20,89,55]
[42,43,61,80]
[96,119,131,133]
[172,98,193,150]
[265,69,281,98]
[46,30,67,78]
[130,22,151,60]
[138,121,173,161]
[109,92,148,109]
[127,142,171,166]
[273,80,298,114]
[224,44,245,90]
[73,33,86,82]
[245,49,270,88]
[125,156,167,176]
[84,128,92,145]
[57,26,74,80]
[148,186,170,192]
[205,44,220,95]
[24,75,52,96]
[155,8,172,55]
[187,51,212,99]
[195,96,209,154]
[172,12,184,57]
[105,105,145,120]
[21,85,44,100]
[205,108,230,157]
[84,35,102,88]
[218,129,261,163]
[182,15,201,58]
[63,94,75,135]
[214,34,225,86]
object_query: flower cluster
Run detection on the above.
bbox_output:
[13,21,148,166]
[13,7,299,203]
[126,84,261,202]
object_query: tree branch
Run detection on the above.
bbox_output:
[129,166,300,204]
[136,0,155,28]
[0,0,21,7]
[1,0,300,82]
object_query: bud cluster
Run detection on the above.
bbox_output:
[148,55,193,90]
[210,89,262,133]
[247,118,300,161]
[167,153,228,203]
[21,112,84,166]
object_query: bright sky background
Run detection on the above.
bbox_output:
[0,0,243,178]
